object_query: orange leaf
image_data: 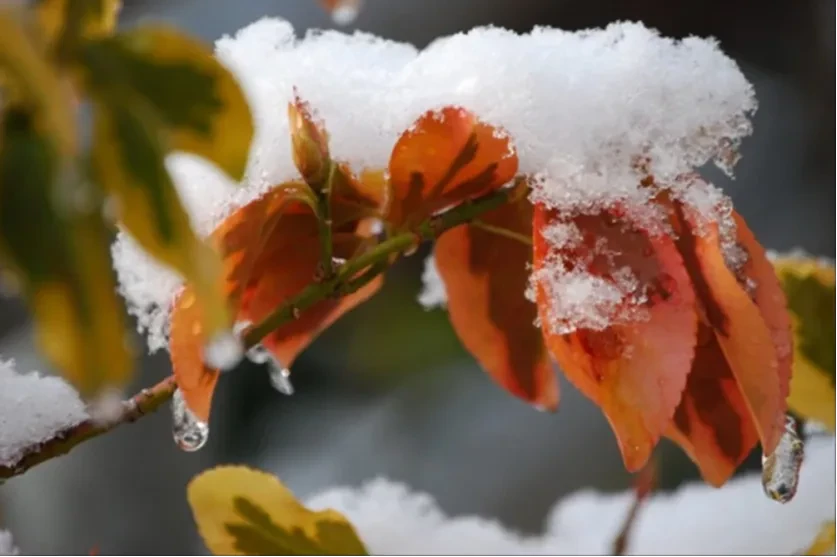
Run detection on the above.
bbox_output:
[170,286,218,422]
[434,197,558,409]
[667,323,759,486]
[170,183,381,420]
[534,206,697,471]
[673,205,785,454]
[387,106,517,228]
[731,211,793,415]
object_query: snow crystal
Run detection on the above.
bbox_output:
[306,436,836,555]
[417,255,447,310]
[0,530,18,556]
[111,17,757,352]
[0,360,88,468]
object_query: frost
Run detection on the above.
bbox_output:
[111,17,757,352]
[306,436,835,555]
[0,530,18,556]
[0,360,88,468]
[418,255,447,310]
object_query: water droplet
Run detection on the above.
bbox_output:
[761,415,804,503]
[269,366,294,395]
[245,343,271,365]
[180,291,196,310]
[171,388,209,452]
[203,330,243,370]
[329,0,362,25]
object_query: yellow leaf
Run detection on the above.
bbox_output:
[187,466,368,556]
[0,8,76,157]
[0,107,132,395]
[79,24,254,180]
[801,521,836,555]
[91,98,231,345]
[772,255,836,430]
[36,0,121,48]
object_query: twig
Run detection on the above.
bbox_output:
[0,184,518,480]
[0,376,176,480]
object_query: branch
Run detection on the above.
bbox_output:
[0,184,519,480]
[0,376,176,480]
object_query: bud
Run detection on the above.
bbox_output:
[288,92,330,188]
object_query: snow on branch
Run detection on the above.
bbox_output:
[112,17,756,353]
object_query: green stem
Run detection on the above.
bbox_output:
[316,161,336,280]
[1,184,518,480]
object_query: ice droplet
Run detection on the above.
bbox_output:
[171,388,208,452]
[330,0,362,25]
[269,366,294,396]
[203,330,243,370]
[87,387,128,427]
[761,415,804,503]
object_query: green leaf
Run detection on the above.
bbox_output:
[772,255,835,430]
[0,8,76,157]
[79,24,253,180]
[36,0,121,51]
[0,107,131,395]
[90,96,230,342]
[188,466,368,556]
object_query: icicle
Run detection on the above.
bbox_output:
[269,366,294,396]
[761,415,804,503]
[171,388,209,452]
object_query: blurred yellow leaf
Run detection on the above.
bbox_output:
[90,98,230,343]
[0,8,75,157]
[0,107,131,395]
[801,521,836,555]
[36,0,121,49]
[188,466,368,556]
[79,24,253,180]
[773,255,835,430]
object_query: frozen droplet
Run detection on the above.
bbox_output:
[329,0,362,25]
[761,415,804,503]
[203,330,243,370]
[171,388,208,452]
[269,366,294,396]
[87,387,127,427]
[246,343,271,365]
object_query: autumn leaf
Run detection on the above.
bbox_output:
[434,195,558,409]
[171,183,381,421]
[534,205,697,472]
[0,107,131,395]
[79,24,254,180]
[386,106,517,229]
[288,93,330,188]
[772,254,835,430]
[188,466,368,555]
[672,205,787,456]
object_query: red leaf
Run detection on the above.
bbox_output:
[434,197,558,409]
[534,205,697,471]
[666,323,759,486]
[169,183,381,420]
[673,205,785,455]
[731,211,793,415]
[387,106,517,228]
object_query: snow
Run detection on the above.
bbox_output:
[0,530,18,556]
[0,360,88,468]
[306,436,836,555]
[111,17,757,351]
[417,255,447,310]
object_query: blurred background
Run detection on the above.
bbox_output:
[0,0,833,553]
